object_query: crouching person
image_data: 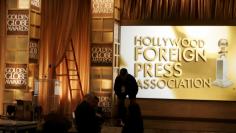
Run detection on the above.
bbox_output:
[74,93,103,133]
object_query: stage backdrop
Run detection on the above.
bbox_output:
[120,26,236,101]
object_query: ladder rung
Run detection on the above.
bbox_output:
[66,59,75,61]
[70,89,81,90]
[56,74,68,76]
[69,79,79,80]
[69,75,78,76]
[68,69,77,71]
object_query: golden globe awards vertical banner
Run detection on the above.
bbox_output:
[7,10,29,35]
[29,39,39,63]
[91,44,113,66]
[94,92,112,117]
[5,64,28,89]
[92,0,113,17]
[31,0,41,11]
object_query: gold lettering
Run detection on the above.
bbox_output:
[143,37,152,46]
[150,79,156,89]
[137,80,143,89]
[169,48,178,61]
[196,49,207,62]
[155,63,163,77]
[144,63,153,77]
[135,36,142,46]
[143,47,158,61]
[135,46,143,61]
[181,38,190,47]
[134,63,143,77]
[144,79,150,89]
[162,38,169,46]
[173,63,182,77]
[198,40,205,48]
[170,38,181,47]
[163,63,172,77]
[159,48,167,61]
[183,48,195,62]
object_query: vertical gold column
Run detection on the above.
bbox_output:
[91,0,114,117]
[112,0,120,117]
[3,0,40,117]
[91,0,120,118]
[0,0,6,115]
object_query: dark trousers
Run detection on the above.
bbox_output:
[117,97,126,123]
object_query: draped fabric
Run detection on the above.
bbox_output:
[41,0,79,78]
[58,0,91,114]
[40,0,91,114]
[71,0,91,96]
[0,0,6,115]
[121,0,236,22]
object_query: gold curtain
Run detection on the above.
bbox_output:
[40,0,91,114]
[71,0,91,96]
[0,0,6,115]
[58,0,91,114]
[121,0,236,21]
[41,0,79,77]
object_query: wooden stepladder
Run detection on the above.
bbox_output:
[58,39,84,112]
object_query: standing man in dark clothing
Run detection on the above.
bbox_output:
[74,93,101,133]
[114,68,138,124]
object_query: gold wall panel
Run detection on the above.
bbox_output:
[6,51,28,63]
[103,19,113,30]
[3,91,14,102]
[35,13,41,25]
[7,37,28,50]
[7,0,17,9]
[114,8,120,20]
[92,19,103,30]
[103,31,113,42]
[30,26,40,38]
[18,0,30,9]
[92,31,102,42]
[5,51,15,62]
[30,12,40,26]
[90,79,101,91]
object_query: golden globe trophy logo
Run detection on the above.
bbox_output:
[134,36,210,89]
[7,10,29,35]
[5,64,27,89]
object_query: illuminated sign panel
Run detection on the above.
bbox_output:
[7,10,29,35]
[120,26,236,100]
[5,64,27,89]
[91,44,113,66]
[92,0,113,17]
[29,39,39,63]
[31,0,41,11]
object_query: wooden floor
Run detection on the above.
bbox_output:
[101,126,236,133]
[66,118,236,133]
[100,119,236,133]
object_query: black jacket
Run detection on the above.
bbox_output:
[74,101,100,133]
[114,74,138,99]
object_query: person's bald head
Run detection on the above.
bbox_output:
[120,68,128,77]
[83,93,97,108]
